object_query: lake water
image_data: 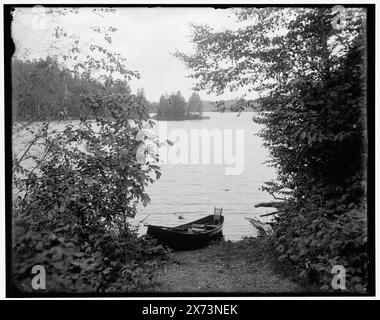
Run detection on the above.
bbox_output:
[137,112,276,240]
[13,112,276,241]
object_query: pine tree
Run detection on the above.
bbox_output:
[187,92,203,116]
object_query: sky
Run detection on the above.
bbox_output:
[12,7,247,102]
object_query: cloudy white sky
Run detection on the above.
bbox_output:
[12,7,248,102]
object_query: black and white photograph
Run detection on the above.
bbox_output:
[3,2,375,300]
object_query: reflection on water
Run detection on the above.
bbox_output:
[137,112,276,241]
[13,112,276,241]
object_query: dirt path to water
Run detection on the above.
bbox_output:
[153,238,304,293]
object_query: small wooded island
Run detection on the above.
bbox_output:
[151,91,210,121]
[151,114,210,121]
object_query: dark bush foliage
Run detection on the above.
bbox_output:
[12,67,167,293]
[13,210,168,292]
[12,11,169,293]
[175,7,368,291]
[265,41,367,291]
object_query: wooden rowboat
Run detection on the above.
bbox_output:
[146,208,224,250]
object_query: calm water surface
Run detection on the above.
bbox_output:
[14,112,276,241]
[137,112,276,241]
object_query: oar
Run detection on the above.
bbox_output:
[139,214,150,223]
[147,224,188,230]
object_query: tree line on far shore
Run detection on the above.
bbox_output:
[12,58,210,122]
[155,91,203,120]
[12,58,151,121]
[12,58,245,122]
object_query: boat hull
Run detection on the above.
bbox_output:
[147,215,224,250]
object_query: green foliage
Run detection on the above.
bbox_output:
[13,84,167,292]
[12,9,167,293]
[157,94,169,117]
[176,7,367,291]
[13,209,168,292]
[156,91,204,119]
[187,92,203,116]
[12,8,147,121]
[11,58,151,121]
[268,42,367,292]
[157,91,187,119]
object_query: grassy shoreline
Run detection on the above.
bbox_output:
[150,237,308,293]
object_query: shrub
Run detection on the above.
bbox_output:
[12,82,167,293]
[267,41,367,292]
[175,8,368,291]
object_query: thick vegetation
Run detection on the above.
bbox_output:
[176,7,368,291]
[12,9,168,293]
[12,58,151,121]
[156,91,204,119]
[13,86,168,292]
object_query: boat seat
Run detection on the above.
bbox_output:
[192,223,219,228]
[191,223,205,228]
